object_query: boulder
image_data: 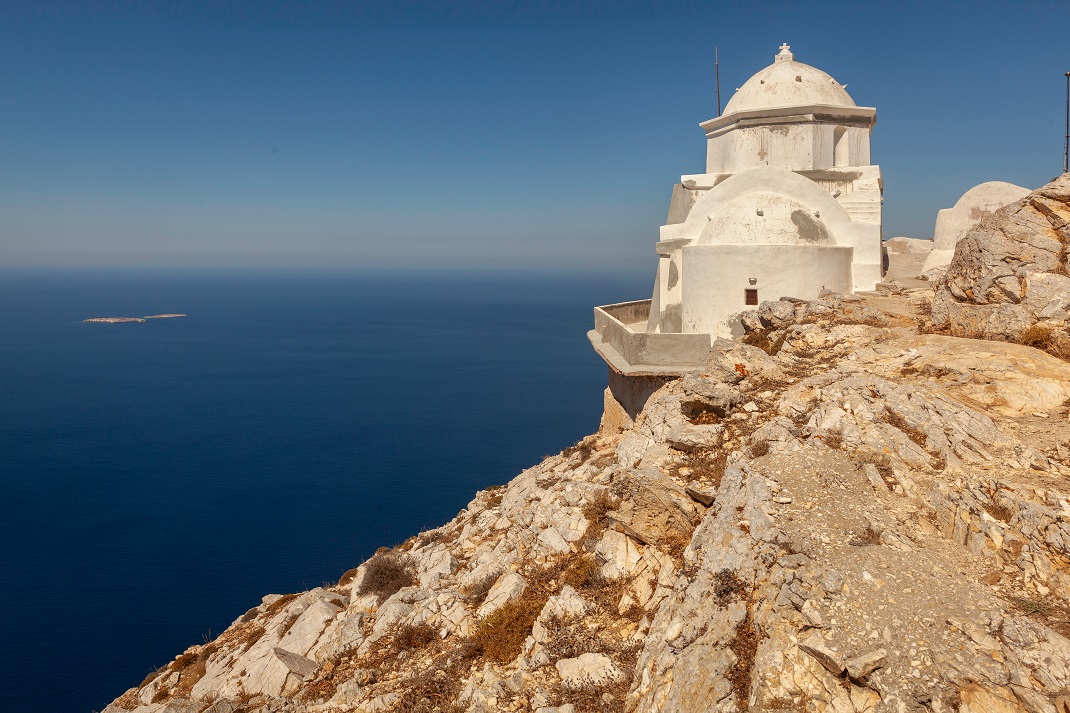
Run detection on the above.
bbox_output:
[931,174,1070,343]
[555,653,624,688]
[680,375,745,417]
[476,573,526,618]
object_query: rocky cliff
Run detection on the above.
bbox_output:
[105,289,1070,713]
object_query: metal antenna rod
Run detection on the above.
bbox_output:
[715,46,722,117]
[1064,71,1069,173]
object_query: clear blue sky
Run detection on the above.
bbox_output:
[1,0,1067,270]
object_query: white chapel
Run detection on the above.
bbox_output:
[589,43,884,398]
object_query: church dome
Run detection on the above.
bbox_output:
[722,44,855,115]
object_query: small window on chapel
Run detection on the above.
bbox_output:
[745,289,758,306]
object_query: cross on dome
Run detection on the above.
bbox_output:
[775,43,794,62]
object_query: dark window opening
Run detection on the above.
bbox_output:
[745,289,758,305]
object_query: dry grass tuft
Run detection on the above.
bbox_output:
[463,572,498,607]
[561,674,632,713]
[472,598,544,664]
[484,485,506,509]
[263,592,300,618]
[560,556,635,616]
[582,490,617,538]
[386,638,483,713]
[983,500,1013,523]
[237,623,266,653]
[561,557,601,591]
[338,567,361,588]
[660,531,692,564]
[358,551,417,601]
[669,449,727,488]
[163,643,218,699]
[563,437,596,463]
[395,623,439,651]
[1009,596,1070,637]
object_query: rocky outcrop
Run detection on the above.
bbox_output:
[930,174,1070,355]
[105,291,1070,713]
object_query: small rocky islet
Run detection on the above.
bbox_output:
[83,314,187,324]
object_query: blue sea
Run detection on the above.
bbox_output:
[0,269,647,712]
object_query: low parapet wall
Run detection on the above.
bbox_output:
[590,299,711,375]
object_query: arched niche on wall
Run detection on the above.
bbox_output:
[833,126,849,167]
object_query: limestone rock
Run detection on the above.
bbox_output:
[798,633,846,675]
[555,653,624,688]
[932,174,1070,344]
[680,375,745,417]
[476,572,526,618]
[272,648,319,681]
[758,299,798,329]
[845,648,886,679]
[607,469,697,546]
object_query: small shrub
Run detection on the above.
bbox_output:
[473,599,543,664]
[562,674,631,713]
[167,643,218,698]
[395,623,439,651]
[848,526,882,547]
[1021,324,1054,349]
[358,551,417,600]
[541,614,609,661]
[1011,596,1051,616]
[713,569,747,606]
[389,670,465,713]
[484,487,505,508]
[677,449,727,488]
[661,530,692,562]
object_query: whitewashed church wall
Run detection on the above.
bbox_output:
[679,244,854,337]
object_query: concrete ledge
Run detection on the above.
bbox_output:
[590,300,712,375]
